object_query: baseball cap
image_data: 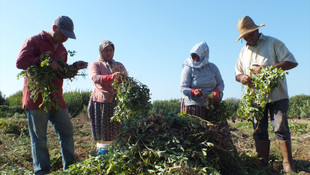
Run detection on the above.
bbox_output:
[54,16,76,39]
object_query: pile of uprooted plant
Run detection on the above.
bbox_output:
[56,73,246,175]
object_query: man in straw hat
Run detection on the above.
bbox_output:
[235,16,298,173]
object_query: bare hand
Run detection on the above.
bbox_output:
[240,75,251,85]
[252,64,263,74]
[73,61,88,70]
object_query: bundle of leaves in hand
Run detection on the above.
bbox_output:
[237,66,287,121]
[205,97,232,124]
[111,72,152,123]
[17,51,85,112]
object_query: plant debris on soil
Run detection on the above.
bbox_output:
[57,113,245,175]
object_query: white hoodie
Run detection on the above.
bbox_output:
[180,41,224,106]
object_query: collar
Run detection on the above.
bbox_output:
[246,33,265,47]
[39,30,50,40]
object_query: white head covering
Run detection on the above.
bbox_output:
[183,41,209,69]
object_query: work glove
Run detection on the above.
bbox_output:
[191,88,203,97]
[101,72,119,82]
[209,88,221,101]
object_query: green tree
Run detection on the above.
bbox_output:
[63,90,91,118]
[0,91,6,105]
[288,94,310,119]
[151,99,181,116]
[224,98,240,121]
[0,91,23,118]
[4,91,23,107]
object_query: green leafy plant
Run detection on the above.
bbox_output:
[55,73,244,174]
[205,98,232,123]
[289,120,309,134]
[237,66,287,122]
[0,114,28,136]
[17,51,84,112]
[0,165,32,175]
[101,114,225,175]
[111,73,152,123]
[50,149,64,172]
[56,72,244,174]
[59,114,244,175]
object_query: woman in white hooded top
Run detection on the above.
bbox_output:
[180,41,224,119]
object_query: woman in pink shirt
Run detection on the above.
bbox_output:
[88,40,127,144]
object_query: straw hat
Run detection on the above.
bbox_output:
[236,16,265,42]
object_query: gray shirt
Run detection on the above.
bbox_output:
[181,41,224,106]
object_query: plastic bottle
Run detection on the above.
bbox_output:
[96,141,113,155]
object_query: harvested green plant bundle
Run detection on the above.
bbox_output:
[205,97,232,124]
[17,51,85,112]
[111,72,152,123]
[237,66,287,121]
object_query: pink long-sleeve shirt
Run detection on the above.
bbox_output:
[89,60,126,103]
[16,31,68,110]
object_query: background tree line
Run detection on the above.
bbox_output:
[0,90,309,119]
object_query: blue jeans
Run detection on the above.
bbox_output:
[25,108,75,175]
[253,99,291,141]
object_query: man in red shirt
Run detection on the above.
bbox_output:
[16,16,87,175]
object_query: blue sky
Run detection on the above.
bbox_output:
[1,0,309,101]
